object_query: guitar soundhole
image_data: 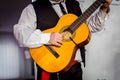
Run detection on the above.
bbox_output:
[59,25,76,42]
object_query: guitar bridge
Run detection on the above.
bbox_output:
[44,45,59,58]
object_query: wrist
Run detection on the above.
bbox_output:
[100,5,110,13]
[100,1,110,13]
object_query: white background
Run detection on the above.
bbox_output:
[81,0,120,80]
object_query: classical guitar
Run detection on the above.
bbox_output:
[30,0,106,73]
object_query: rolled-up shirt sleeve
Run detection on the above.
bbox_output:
[87,9,108,33]
[13,4,50,48]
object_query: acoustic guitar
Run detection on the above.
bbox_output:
[29,0,106,73]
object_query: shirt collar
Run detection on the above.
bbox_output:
[49,0,65,5]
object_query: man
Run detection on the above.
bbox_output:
[13,0,112,80]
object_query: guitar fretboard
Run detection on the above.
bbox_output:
[69,0,105,32]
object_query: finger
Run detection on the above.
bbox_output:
[61,32,64,36]
[57,39,63,45]
[56,37,63,42]
[54,41,62,47]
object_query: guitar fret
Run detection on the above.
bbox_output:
[84,11,89,19]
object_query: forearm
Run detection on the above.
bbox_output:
[87,0,111,33]
[87,9,108,33]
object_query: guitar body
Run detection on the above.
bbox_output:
[29,13,90,73]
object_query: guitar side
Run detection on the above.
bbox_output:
[29,13,90,73]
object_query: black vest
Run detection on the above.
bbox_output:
[32,0,86,67]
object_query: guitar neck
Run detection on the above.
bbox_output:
[69,0,106,32]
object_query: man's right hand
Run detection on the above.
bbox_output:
[48,32,64,47]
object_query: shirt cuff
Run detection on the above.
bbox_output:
[40,32,51,44]
[25,30,51,48]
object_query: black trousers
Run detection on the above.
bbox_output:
[37,62,83,80]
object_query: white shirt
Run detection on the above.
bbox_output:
[13,0,107,61]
